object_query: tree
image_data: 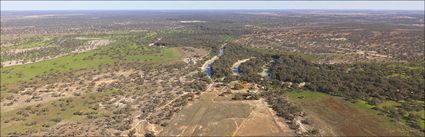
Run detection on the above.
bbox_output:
[233,93,244,100]
[144,133,155,137]
[233,84,242,90]
[127,129,136,137]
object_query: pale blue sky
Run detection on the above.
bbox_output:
[1,1,424,11]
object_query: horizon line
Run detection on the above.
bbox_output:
[2,9,424,11]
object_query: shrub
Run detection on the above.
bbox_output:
[50,118,62,123]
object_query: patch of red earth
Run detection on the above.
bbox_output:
[319,98,396,136]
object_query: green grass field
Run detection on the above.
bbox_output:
[2,36,55,51]
[1,49,113,85]
[1,48,181,84]
[1,43,181,85]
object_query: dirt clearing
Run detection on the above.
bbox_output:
[160,85,294,136]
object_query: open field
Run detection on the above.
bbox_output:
[160,85,294,136]
[286,91,420,136]
[1,36,54,50]
[1,47,181,85]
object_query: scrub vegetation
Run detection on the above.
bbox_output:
[1,10,423,136]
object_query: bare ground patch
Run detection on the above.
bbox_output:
[159,85,294,136]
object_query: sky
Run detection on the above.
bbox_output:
[1,1,424,11]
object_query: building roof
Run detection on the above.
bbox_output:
[240,83,249,87]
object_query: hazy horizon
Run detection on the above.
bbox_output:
[2,9,425,11]
[1,1,424,11]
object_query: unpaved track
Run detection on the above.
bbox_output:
[200,43,227,74]
[231,57,253,75]
[201,56,218,73]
